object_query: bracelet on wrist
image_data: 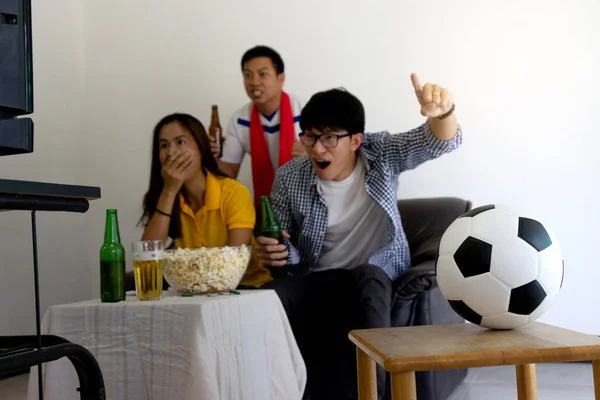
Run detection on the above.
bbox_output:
[437,103,455,120]
[155,208,172,218]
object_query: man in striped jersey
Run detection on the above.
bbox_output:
[212,45,306,209]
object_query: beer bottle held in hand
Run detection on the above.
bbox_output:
[260,195,288,279]
[100,209,126,302]
[209,105,223,158]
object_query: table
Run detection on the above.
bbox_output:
[348,321,600,400]
[27,289,306,400]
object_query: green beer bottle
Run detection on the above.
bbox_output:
[100,209,126,302]
[260,195,288,279]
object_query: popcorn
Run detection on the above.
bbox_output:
[161,246,251,294]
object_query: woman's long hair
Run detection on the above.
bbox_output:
[139,113,228,240]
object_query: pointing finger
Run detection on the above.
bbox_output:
[410,73,422,92]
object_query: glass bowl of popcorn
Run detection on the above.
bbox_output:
[161,245,251,295]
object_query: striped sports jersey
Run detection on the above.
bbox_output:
[221,93,305,172]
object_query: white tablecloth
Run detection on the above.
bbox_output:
[27,290,306,400]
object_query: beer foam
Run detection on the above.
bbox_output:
[133,250,164,261]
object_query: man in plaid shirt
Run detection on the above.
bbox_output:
[257,74,463,400]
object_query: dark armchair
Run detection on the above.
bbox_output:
[385,197,472,400]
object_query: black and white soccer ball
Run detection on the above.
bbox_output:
[436,204,564,330]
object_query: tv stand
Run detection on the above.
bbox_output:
[0,178,106,400]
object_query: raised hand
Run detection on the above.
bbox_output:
[411,73,454,118]
[162,151,193,194]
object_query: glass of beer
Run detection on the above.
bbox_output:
[131,240,164,301]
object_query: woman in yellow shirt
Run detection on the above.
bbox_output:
[139,113,272,288]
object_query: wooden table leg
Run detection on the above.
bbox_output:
[515,364,538,399]
[390,371,416,400]
[356,348,377,400]
[593,360,600,400]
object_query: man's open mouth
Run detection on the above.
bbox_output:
[315,161,331,170]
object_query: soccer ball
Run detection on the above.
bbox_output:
[436,204,564,330]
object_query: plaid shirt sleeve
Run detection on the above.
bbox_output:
[382,121,463,175]
[270,170,302,266]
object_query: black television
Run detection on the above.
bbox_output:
[0,0,33,156]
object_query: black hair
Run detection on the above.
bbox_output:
[241,45,285,74]
[300,88,365,135]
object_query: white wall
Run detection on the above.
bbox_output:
[1,0,598,335]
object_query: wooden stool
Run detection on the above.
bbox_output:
[349,321,600,399]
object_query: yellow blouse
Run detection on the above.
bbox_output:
[173,171,272,287]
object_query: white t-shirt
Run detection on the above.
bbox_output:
[221,93,305,172]
[315,155,391,271]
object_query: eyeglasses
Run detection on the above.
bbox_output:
[299,132,352,148]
